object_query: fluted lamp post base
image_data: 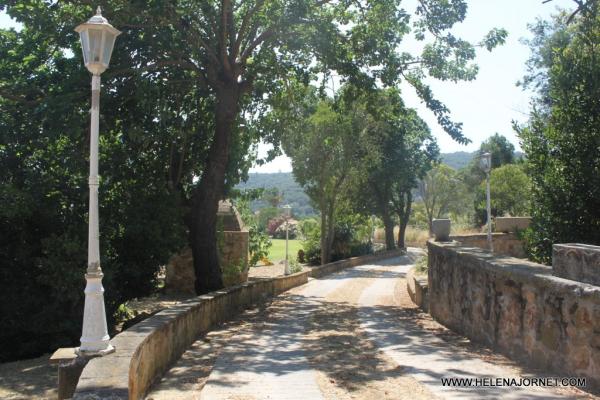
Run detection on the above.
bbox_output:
[76,271,115,357]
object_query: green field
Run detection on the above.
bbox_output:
[267,239,303,262]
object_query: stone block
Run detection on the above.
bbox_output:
[553,243,600,286]
[432,219,451,242]
[50,348,88,400]
[495,217,531,233]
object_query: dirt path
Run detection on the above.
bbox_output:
[0,354,57,400]
[147,252,597,400]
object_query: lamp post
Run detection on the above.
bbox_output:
[75,7,120,356]
[371,215,376,245]
[283,205,292,275]
[480,152,493,252]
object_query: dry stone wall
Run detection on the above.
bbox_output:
[428,240,600,386]
[553,243,600,286]
[449,232,526,258]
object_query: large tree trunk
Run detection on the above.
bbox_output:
[427,215,433,236]
[320,199,329,265]
[397,191,412,249]
[190,83,240,294]
[326,205,335,262]
[320,200,335,264]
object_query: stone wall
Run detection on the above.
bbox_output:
[73,249,406,400]
[553,243,600,286]
[220,230,250,286]
[449,232,526,258]
[428,240,600,385]
[406,267,429,312]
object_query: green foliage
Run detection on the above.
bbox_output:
[221,260,246,286]
[343,87,438,249]
[474,164,531,225]
[300,219,323,265]
[300,214,373,266]
[0,0,507,358]
[234,195,272,267]
[517,6,600,263]
[288,259,302,274]
[463,133,517,187]
[261,188,283,208]
[418,164,471,230]
[256,207,279,232]
[0,3,189,360]
[414,255,429,275]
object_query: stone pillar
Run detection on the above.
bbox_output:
[432,219,451,242]
[50,348,89,400]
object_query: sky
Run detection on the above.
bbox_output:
[1,1,574,173]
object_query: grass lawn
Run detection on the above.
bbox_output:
[267,239,303,263]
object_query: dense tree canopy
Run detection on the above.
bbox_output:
[0,0,507,358]
[345,88,437,250]
[474,164,531,224]
[517,4,600,264]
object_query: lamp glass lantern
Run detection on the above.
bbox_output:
[283,204,292,218]
[480,152,492,173]
[75,7,121,75]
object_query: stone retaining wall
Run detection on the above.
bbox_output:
[73,249,405,399]
[553,243,600,286]
[450,232,526,258]
[428,240,600,385]
[406,267,429,312]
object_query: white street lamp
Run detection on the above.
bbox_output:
[480,152,493,252]
[283,205,292,275]
[75,7,120,356]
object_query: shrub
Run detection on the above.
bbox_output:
[301,220,373,265]
[288,259,303,274]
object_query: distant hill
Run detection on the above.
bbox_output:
[236,151,524,216]
[236,172,316,217]
[441,151,475,170]
[440,151,524,170]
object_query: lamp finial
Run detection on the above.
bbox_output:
[96,6,102,16]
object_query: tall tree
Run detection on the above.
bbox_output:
[283,98,357,264]
[516,4,600,263]
[1,0,506,294]
[474,164,531,224]
[0,10,187,360]
[347,88,437,250]
[463,133,516,187]
[418,164,465,233]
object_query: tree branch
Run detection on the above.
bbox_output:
[233,0,265,61]
[241,29,276,62]
[220,0,233,76]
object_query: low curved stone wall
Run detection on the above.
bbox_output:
[73,249,405,399]
[428,240,600,386]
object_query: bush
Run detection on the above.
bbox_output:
[414,255,428,275]
[235,198,272,267]
[288,259,303,274]
[272,222,298,239]
[0,184,185,362]
[301,220,373,265]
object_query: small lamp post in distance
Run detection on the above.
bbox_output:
[480,152,494,253]
[282,205,292,275]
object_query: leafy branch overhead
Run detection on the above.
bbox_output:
[9,0,506,141]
